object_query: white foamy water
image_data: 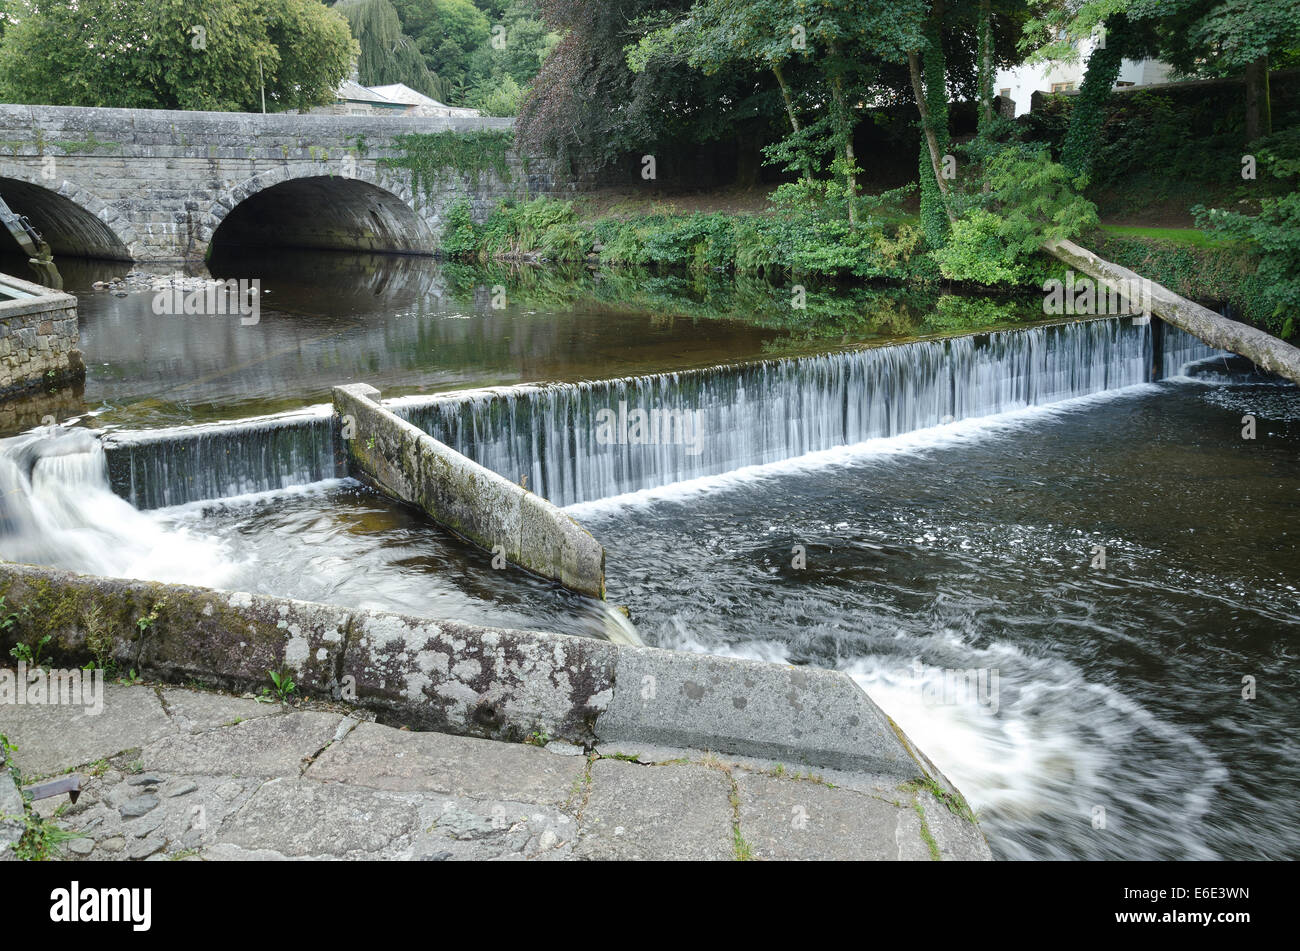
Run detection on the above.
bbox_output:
[0,427,237,587]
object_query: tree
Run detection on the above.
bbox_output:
[0,0,356,112]
[519,0,773,175]
[464,0,559,90]
[336,0,445,100]
[392,0,489,98]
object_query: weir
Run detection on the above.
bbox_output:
[397,316,1219,507]
[103,407,342,509]
[94,315,1228,511]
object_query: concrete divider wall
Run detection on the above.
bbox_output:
[333,383,605,599]
[0,560,957,791]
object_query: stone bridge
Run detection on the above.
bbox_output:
[0,104,553,262]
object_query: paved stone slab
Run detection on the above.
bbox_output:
[217,777,421,858]
[408,797,577,861]
[9,684,993,861]
[308,722,586,806]
[2,684,171,778]
[159,688,280,734]
[0,753,24,859]
[144,711,343,779]
[735,770,924,861]
[41,770,263,859]
[918,789,993,861]
[597,645,920,780]
[575,760,734,861]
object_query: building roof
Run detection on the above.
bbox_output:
[365,83,448,108]
[336,80,396,105]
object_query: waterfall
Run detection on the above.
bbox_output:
[1161,325,1232,378]
[393,316,1154,507]
[102,407,343,510]
[0,427,233,584]
[16,315,1235,515]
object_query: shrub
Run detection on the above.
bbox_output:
[438,199,478,259]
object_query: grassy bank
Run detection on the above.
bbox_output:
[439,193,1282,335]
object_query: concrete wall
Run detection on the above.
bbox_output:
[0,272,82,400]
[0,104,557,261]
[0,559,960,790]
[333,383,605,599]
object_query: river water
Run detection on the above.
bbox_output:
[1,250,1295,861]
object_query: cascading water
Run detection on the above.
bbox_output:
[103,407,343,509]
[396,316,1153,507]
[0,427,233,584]
[1162,324,1233,378]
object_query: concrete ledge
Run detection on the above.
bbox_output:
[0,560,961,793]
[597,645,921,779]
[333,383,605,599]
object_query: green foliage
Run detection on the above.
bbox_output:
[8,634,50,668]
[338,0,445,100]
[935,148,1098,286]
[539,221,589,260]
[0,0,356,112]
[0,594,22,632]
[1193,129,1300,337]
[467,73,525,116]
[454,187,929,282]
[464,195,584,259]
[1060,13,1130,178]
[380,130,514,202]
[933,209,1027,285]
[264,669,297,703]
[985,148,1099,255]
[439,199,480,257]
[393,0,489,95]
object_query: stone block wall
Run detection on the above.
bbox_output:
[0,272,82,401]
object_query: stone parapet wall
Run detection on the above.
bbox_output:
[0,104,564,261]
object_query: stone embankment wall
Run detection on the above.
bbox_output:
[0,272,82,400]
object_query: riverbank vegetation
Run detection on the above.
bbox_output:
[498,0,1299,338]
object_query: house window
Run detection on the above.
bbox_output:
[1051,82,1076,93]
[1115,81,1135,87]
[999,88,1011,98]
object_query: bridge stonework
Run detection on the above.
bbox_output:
[0,104,558,262]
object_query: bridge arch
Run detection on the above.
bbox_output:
[205,164,440,257]
[0,172,135,261]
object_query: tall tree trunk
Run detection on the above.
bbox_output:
[1245,54,1272,143]
[978,0,994,193]
[772,63,800,134]
[830,62,859,226]
[1060,14,1128,178]
[978,0,994,134]
[910,1,955,245]
[908,50,955,218]
[771,62,813,181]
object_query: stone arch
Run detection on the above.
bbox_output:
[0,171,135,260]
[204,163,442,257]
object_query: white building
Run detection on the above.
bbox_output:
[995,34,1174,116]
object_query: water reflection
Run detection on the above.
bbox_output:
[2,248,1050,434]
